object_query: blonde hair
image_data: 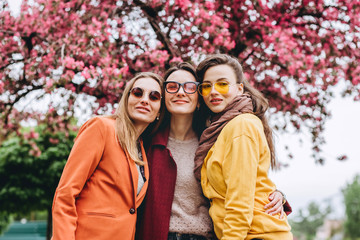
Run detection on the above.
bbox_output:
[111,72,165,165]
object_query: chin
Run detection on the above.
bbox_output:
[169,107,197,115]
[132,115,156,124]
[208,106,224,113]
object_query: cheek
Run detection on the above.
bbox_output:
[203,96,211,106]
[127,98,132,108]
[164,93,172,109]
[191,95,199,108]
[153,101,161,112]
[224,88,238,101]
[127,97,136,108]
[126,103,133,119]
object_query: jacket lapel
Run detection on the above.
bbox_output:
[123,149,138,207]
[123,140,149,207]
[135,140,149,206]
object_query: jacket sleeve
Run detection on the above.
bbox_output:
[221,134,258,240]
[52,117,106,240]
[284,200,292,215]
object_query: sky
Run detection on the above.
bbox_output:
[6,0,360,219]
[270,94,360,219]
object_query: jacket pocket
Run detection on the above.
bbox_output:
[86,212,116,218]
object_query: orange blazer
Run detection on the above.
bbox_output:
[52,117,149,240]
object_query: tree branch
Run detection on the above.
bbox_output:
[0,59,24,71]
[133,0,180,58]
[4,84,44,125]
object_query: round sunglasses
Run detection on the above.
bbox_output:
[198,81,232,96]
[129,87,161,101]
[164,81,199,94]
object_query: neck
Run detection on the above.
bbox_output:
[169,114,197,141]
[134,123,148,139]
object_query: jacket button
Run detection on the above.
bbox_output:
[129,208,135,214]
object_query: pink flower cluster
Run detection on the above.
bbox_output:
[0,0,359,163]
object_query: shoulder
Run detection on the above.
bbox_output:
[83,116,114,127]
[78,116,115,136]
[146,125,170,147]
[229,113,262,127]
[221,113,263,138]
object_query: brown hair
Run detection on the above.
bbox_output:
[196,54,278,169]
[163,62,207,137]
[111,72,165,165]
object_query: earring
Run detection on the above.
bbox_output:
[196,105,200,111]
[156,115,160,121]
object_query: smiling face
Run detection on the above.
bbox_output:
[164,70,199,116]
[127,77,162,130]
[202,64,243,113]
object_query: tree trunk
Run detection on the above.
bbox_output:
[46,207,52,240]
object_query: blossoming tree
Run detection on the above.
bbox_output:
[1,0,359,238]
[1,0,359,162]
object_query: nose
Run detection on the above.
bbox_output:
[140,93,150,105]
[176,85,186,96]
[209,84,218,95]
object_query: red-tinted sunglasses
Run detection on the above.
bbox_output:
[129,87,161,101]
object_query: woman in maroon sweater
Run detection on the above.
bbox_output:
[136,62,291,240]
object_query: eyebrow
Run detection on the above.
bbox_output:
[166,80,197,83]
[203,77,228,82]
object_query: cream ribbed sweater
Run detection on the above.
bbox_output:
[167,136,213,237]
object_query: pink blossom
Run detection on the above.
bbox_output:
[337,155,348,161]
[49,138,59,144]
[169,57,183,63]
[175,0,191,10]
[0,81,4,93]
[0,0,358,166]
[29,143,41,157]
[102,80,109,88]
[29,149,42,157]
[213,35,224,45]
[352,76,359,85]
[194,18,202,25]
[45,79,54,89]
[119,65,129,76]
[135,60,144,68]
[116,82,124,89]
[204,1,215,10]
[29,131,39,139]
[64,57,75,69]
[81,67,91,79]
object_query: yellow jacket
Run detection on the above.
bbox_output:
[201,113,292,240]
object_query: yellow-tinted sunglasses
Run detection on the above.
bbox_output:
[198,81,231,96]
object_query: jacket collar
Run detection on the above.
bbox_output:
[150,125,170,147]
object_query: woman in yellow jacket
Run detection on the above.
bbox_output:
[194,54,293,240]
[52,72,165,240]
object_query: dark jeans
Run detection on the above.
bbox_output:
[168,232,209,240]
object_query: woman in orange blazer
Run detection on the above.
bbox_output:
[52,72,165,240]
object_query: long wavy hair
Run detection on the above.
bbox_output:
[163,62,207,137]
[110,72,165,165]
[196,54,278,169]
